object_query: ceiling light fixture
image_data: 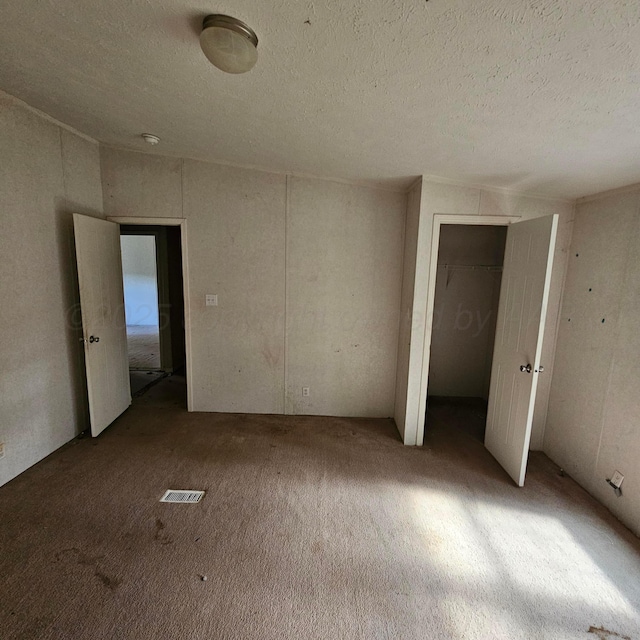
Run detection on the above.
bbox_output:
[199,14,258,74]
[141,133,160,145]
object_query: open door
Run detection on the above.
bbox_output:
[485,214,558,486]
[74,214,131,437]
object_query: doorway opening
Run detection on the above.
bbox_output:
[426,224,508,447]
[119,224,187,406]
[121,234,161,372]
[419,213,558,486]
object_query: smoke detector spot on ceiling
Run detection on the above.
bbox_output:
[141,133,160,145]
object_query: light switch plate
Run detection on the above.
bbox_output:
[206,294,218,307]
[610,470,624,489]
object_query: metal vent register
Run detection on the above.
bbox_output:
[160,490,205,504]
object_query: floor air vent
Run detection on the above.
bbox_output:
[160,489,205,504]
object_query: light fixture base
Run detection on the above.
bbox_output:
[141,133,160,145]
[202,15,258,48]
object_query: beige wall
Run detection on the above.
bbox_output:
[396,179,575,446]
[184,160,287,414]
[545,187,640,536]
[0,95,103,487]
[286,177,405,417]
[101,147,406,417]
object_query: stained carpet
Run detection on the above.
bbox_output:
[0,380,639,640]
[129,371,166,396]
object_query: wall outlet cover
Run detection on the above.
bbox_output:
[302,387,310,397]
[0,442,4,459]
[206,294,218,307]
[610,470,624,489]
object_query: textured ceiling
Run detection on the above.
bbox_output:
[2,0,640,197]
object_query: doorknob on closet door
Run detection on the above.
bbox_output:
[89,335,100,344]
[520,364,532,373]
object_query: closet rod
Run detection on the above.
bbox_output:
[438,264,503,272]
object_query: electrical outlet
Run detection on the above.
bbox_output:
[302,387,310,397]
[0,442,4,459]
[610,470,624,489]
[205,294,218,307]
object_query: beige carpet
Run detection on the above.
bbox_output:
[0,384,639,640]
[126,324,160,370]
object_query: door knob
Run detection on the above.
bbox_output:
[520,364,532,373]
[89,336,100,344]
[535,365,545,373]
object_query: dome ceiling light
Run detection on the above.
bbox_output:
[199,14,259,74]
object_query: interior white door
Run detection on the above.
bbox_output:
[73,214,130,437]
[485,214,558,486]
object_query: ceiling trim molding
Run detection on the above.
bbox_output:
[99,143,579,203]
[576,181,640,204]
[420,173,576,205]
[406,176,423,193]
[99,143,411,194]
[0,88,98,145]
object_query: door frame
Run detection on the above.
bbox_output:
[417,214,520,446]
[108,216,193,411]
